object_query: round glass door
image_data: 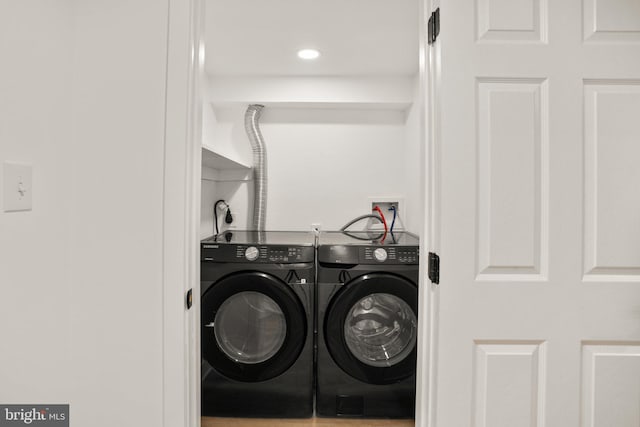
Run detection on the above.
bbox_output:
[201,271,307,382]
[324,272,418,384]
[214,291,286,364]
[344,293,417,367]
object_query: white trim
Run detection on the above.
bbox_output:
[415,0,429,424]
[415,0,439,426]
[163,0,204,426]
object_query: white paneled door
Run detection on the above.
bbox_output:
[434,0,640,426]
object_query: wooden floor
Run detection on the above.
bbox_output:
[202,417,414,427]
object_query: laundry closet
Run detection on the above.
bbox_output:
[199,0,423,424]
[200,0,422,237]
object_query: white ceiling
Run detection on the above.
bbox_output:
[204,0,420,77]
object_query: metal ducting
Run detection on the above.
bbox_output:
[244,104,267,231]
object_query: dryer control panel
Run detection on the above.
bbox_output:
[360,246,419,265]
[202,243,314,263]
[358,246,419,264]
[317,245,419,265]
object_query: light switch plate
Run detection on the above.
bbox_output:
[3,162,32,212]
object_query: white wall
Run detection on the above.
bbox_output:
[201,168,218,238]
[0,0,74,402]
[204,106,411,233]
[200,73,424,235]
[69,1,168,426]
[403,77,423,233]
[1,1,170,426]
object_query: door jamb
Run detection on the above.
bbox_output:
[163,0,204,426]
[415,0,439,426]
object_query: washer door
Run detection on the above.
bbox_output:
[202,271,307,382]
[325,272,418,384]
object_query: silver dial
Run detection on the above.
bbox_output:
[245,246,259,261]
[373,248,388,262]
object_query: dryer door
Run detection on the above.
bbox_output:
[201,271,307,382]
[325,272,418,384]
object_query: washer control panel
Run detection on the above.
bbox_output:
[317,245,419,265]
[356,246,420,264]
[202,243,314,263]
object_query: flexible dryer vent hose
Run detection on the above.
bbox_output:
[244,104,267,231]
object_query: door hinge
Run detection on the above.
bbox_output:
[186,288,193,309]
[428,8,440,45]
[428,252,440,284]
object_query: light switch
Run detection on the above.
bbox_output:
[3,162,32,212]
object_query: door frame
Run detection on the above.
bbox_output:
[162,0,438,425]
[163,0,205,426]
[415,0,439,426]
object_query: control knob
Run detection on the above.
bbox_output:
[245,246,259,261]
[373,248,388,262]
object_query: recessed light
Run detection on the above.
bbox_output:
[297,49,320,60]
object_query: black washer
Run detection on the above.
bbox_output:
[200,231,315,418]
[316,230,420,419]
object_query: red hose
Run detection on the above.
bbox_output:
[373,206,388,243]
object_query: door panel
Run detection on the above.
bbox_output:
[476,0,547,43]
[584,81,640,280]
[434,0,640,426]
[581,343,640,426]
[476,78,548,280]
[473,341,546,427]
[584,0,640,42]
